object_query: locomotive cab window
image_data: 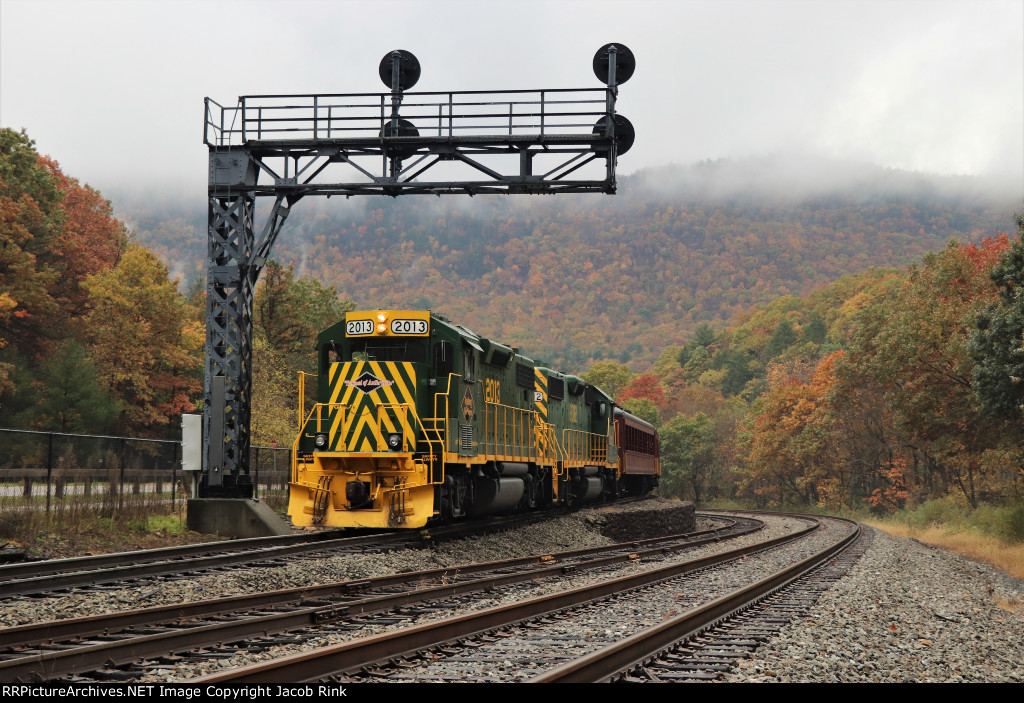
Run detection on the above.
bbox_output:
[348,338,426,363]
[462,344,476,382]
[320,341,343,370]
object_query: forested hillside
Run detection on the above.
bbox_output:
[0,129,199,438]
[0,129,348,440]
[592,223,1024,517]
[123,156,1018,372]
[4,127,1022,520]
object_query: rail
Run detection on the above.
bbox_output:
[530,518,861,683]
[194,517,827,683]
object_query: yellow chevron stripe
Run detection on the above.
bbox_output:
[328,361,348,405]
[340,361,422,451]
[368,371,400,437]
[337,361,364,406]
[329,406,344,447]
[385,362,416,403]
[534,368,548,419]
[323,360,424,452]
[370,361,418,439]
[357,410,385,451]
[369,361,403,410]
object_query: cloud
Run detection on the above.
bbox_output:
[2,0,1020,197]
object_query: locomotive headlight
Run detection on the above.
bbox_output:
[377,312,387,322]
[387,432,403,450]
[314,432,329,449]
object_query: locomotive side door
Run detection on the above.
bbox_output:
[458,342,481,457]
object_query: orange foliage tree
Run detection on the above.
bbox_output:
[81,245,203,437]
[40,156,128,317]
[854,236,1012,508]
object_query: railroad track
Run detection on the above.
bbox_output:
[192,514,858,683]
[611,527,872,683]
[532,516,865,682]
[0,516,752,682]
[0,510,571,599]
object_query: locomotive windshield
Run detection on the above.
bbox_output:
[348,338,427,363]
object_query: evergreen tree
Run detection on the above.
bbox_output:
[803,312,827,345]
[766,319,798,358]
[971,214,1024,420]
[32,341,121,433]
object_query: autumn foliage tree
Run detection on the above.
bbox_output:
[739,353,841,507]
[617,373,665,407]
[580,361,632,399]
[0,128,212,438]
[854,236,1012,508]
[0,130,64,359]
[250,260,354,447]
[39,155,128,318]
[81,245,203,437]
[734,234,1021,512]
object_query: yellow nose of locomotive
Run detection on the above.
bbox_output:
[290,311,438,529]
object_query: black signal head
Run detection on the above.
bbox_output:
[593,43,635,86]
[379,50,421,91]
[593,114,635,155]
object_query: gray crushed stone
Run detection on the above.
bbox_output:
[722,525,1024,683]
[2,501,1020,683]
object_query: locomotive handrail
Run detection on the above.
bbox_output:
[482,401,539,463]
[561,428,609,467]
[296,403,347,436]
[296,372,317,431]
[604,415,619,465]
[299,400,439,457]
[428,373,462,488]
[291,427,302,486]
[545,421,568,498]
[289,401,343,485]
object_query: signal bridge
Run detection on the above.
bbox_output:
[199,46,635,510]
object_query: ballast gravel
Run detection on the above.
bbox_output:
[721,526,1024,683]
[2,500,1021,683]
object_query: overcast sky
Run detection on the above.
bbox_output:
[1,0,1021,198]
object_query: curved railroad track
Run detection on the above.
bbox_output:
[0,513,749,682]
[1,509,867,684]
[194,514,859,683]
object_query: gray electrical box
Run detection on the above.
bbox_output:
[181,414,202,471]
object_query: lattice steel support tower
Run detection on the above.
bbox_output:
[201,46,636,497]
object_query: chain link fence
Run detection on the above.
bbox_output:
[0,428,290,517]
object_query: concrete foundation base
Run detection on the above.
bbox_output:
[186,498,293,538]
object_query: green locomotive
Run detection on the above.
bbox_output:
[289,309,659,529]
